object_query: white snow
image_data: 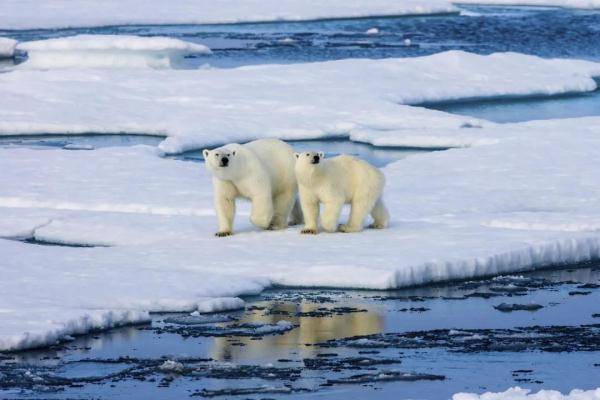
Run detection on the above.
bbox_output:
[456,0,600,10]
[159,360,185,373]
[1,51,599,153]
[17,35,210,70]
[2,51,600,351]
[0,37,17,58]
[453,387,600,400]
[3,112,600,350]
[0,0,458,30]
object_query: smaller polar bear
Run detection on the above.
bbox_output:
[294,151,389,234]
[203,139,301,237]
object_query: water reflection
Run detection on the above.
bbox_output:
[210,300,383,361]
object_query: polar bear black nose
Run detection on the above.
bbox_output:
[221,157,229,166]
[312,155,320,164]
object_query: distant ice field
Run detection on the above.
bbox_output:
[3,6,600,69]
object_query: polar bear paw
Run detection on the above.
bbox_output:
[368,222,386,229]
[268,219,288,230]
[338,224,362,233]
[301,228,318,235]
[215,231,232,237]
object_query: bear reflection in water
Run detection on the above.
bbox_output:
[210,301,383,362]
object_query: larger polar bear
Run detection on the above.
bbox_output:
[203,139,301,237]
[295,151,389,234]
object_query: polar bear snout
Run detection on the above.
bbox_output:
[220,156,229,167]
[311,154,320,164]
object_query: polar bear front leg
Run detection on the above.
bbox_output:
[299,186,319,234]
[320,199,344,233]
[214,181,237,237]
[250,193,274,229]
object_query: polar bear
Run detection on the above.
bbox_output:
[203,139,302,237]
[294,151,389,234]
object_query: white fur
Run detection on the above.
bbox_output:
[203,139,301,236]
[294,151,389,233]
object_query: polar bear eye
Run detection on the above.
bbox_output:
[306,153,309,156]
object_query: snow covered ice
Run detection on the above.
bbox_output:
[0,0,458,30]
[454,387,600,400]
[17,35,211,69]
[1,51,599,153]
[0,37,17,58]
[2,112,600,349]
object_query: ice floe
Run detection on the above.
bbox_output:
[0,37,17,58]
[0,0,458,30]
[1,51,599,153]
[2,112,600,350]
[17,35,210,69]
[453,387,600,400]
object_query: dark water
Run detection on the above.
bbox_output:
[424,81,600,123]
[0,135,432,167]
[3,6,600,68]
[1,264,599,399]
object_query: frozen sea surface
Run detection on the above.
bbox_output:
[1,265,598,399]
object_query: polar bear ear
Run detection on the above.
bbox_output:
[318,152,325,159]
[294,153,300,159]
[202,149,210,159]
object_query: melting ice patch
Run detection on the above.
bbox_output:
[17,35,211,69]
[453,387,600,400]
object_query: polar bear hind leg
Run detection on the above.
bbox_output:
[369,198,389,229]
[289,197,304,226]
[339,194,379,233]
[269,189,296,230]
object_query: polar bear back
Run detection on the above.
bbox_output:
[244,138,296,195]
[316,155,385,201]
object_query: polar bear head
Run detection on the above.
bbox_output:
[203,144,243,180]
[294,151,325,167]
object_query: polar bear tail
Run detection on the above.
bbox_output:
[289,197,304,226]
